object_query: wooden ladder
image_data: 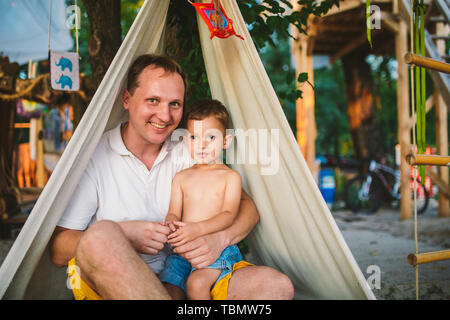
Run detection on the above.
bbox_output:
[399,0,450,299]
[399,0,450,106]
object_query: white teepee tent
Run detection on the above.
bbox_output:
[0,0,375,300]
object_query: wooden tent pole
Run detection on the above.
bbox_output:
[395,3,412,220]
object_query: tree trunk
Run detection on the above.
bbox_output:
[82,0,122,88]
[0,57,20,216]
[341,50,385,173]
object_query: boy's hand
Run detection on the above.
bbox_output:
[167,221,202,247]
[164,221,178,233]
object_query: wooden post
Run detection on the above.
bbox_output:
[395,3,412,220]
[435,21,449,217]
[35,116,45,188]
[298,46,316,173]
[290,4,316,174]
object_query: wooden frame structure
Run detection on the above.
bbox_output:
[293,0,449,219]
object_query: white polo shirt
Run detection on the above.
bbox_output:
[57,122,193,273]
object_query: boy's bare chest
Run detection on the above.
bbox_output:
[182,171,226,199]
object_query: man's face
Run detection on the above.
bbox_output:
[186,116,229,164]
[122,66,185,146]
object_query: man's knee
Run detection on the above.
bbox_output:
[271,269,294,300]
[255,266,294,299]
[229,265,294,300]
[76,220,126,268]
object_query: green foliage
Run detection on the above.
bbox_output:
[167,0,211,106]
[66,0,91,75]
[413,0,427,180]
[238,0,339,49]
[370,56,398,157]
[65,0,144,76]
[120,0,144,37]
[314,61,352,157]
[258,37,297,134]
[167,0,339,104]
[366,0,372,48]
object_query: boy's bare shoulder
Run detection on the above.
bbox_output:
[221,166,242,182]
[173,167,192,181]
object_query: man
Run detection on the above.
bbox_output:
[50,54,294,300]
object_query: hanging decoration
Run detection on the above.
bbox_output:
[50,51,80,91]
[49,0,80,92]
[191,0,244,40]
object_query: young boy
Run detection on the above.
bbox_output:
[159,99,249,300]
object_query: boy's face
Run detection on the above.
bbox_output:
[186,116,231,164]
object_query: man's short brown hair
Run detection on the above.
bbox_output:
[184,99,231,131]
[126,54,188,98]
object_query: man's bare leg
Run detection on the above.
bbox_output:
[227,266,294,300]
[186,269,221,300]
[75,220,171,300]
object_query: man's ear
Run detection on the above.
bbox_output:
[223,134,233,150]
[122,89,131,110]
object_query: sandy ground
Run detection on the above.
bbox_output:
[1,198,449,300]
[333,198,450,300]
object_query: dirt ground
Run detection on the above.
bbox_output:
[1,198,449,300]
[334,198,450,300]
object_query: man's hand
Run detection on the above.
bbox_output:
[173,231,228,269]
[118,220,170,255]
[167,221,202,247]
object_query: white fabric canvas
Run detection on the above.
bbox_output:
[0,0,170,299]
[197,0,374,300]
[0,0,374,300]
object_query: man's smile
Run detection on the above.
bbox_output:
[147,121,169,129]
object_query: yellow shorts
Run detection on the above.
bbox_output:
[67,258,253,300]
[67,258,102,300]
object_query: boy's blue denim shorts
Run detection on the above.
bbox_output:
[159,244,243,292]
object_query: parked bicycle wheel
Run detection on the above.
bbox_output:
[410,178,429,215]
[344,174,384,214]
[387,178,429,215]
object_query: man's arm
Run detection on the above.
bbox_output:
[222,189,259,246]
[50,220,172,268]
[174,189,259,269]
[168,171,242,246]
[50,227,84,267]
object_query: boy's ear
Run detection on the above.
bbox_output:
[223,134,233,150]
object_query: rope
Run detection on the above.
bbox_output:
[0,74,49,102]
[409,0,419,301]
[48,0,53,52]
[75,0,79,56]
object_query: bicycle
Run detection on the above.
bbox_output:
[344,160,429,214]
